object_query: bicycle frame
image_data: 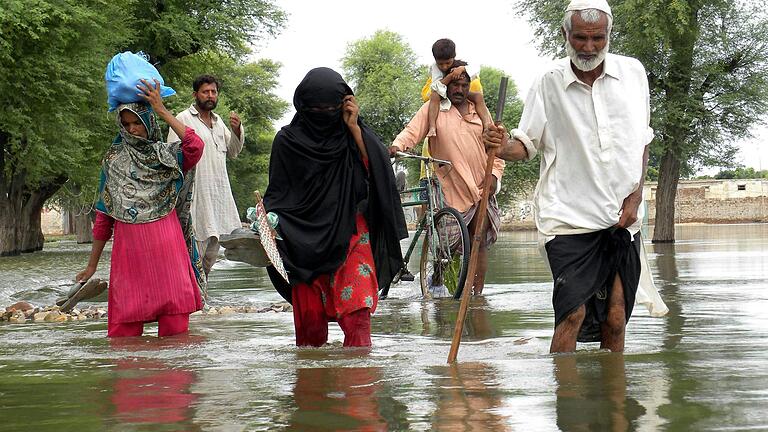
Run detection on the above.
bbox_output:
[391,151,453,286]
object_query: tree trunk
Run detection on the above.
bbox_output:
[0,202,35,256]
[0,131,16,256]
[63,209,75,235]
[653,150,681,243]
[0,198,20,256]
[651,4,699,244]
[0,176,66,256]
[20,199,45,253]
[20,187,59,253]
[75,210,93,244]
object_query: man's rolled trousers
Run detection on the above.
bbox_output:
[545,228,641,343]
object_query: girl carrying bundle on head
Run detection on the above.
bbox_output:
[76,78,205,338]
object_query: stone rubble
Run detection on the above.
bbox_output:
[1,301,292,325]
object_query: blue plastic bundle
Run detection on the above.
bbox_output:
[105,51,176,111]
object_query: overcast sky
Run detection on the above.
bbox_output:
[254,0,767,172]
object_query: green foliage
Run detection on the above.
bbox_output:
[341,31,541,209]
[169,52,288,220]
[0,0,129,190]
[125,0,285,63]
[228,132,275,217]
[713,166,768,179]
[0,0,286,254]
[159,51,289,218]
[341,30,426,187]
[517,0,768,240]
[646,166,660,182]
[341,30,424,144]
[478,66,539,207]
[480,66,524,128]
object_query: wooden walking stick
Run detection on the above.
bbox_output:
[447,76,508,363]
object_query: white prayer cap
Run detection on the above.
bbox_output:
[565,0,612,18]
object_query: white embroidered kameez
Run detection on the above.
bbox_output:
[168,104,244,241]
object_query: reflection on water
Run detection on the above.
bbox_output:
[285,366,408,431]
[403,296,498,341]
[429,363,511,431]
[1,224,768,431]
[554,354,645,432]
[110,359,198,428]
[106,335,204,430]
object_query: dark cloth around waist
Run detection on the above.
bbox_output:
[545,228,641,343]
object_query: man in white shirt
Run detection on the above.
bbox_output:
[168,75,245,277]
[483,0,652,353]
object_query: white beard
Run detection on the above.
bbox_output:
[566,39,609,72]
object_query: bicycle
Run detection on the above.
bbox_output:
[382,151,471,300]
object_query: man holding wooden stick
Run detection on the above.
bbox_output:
[390,60,506,296]
[484,0,652,353]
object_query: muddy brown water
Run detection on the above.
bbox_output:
[0,224,766,431]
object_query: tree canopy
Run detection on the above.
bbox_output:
[125,0,285,63]
[0,0,286,255]
[161,51,288,217]
[341,30,424,145]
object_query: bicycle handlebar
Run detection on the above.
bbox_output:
[394,151,452,166]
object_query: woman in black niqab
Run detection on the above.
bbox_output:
[263,67,407,347]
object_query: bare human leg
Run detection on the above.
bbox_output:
[600,274,626,352]
[427,91,440,137]
[467,211,491,295]
[467,91,493,131]
[473,247,488,295]
[196,236,219,277]
[550,305,586,353]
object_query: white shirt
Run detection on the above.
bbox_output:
[516,54,653,237]
[168,104,245,240]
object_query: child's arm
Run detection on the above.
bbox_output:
[440,66,466,85]
[468,91,493,130]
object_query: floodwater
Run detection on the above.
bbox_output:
[0,224,766,431]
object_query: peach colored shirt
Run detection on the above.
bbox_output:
[392,101,505,213]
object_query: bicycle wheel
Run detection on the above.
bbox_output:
[419,207,470,299]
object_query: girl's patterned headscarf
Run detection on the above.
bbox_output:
[96,103,181,224]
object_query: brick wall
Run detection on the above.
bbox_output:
[646,196,768,223]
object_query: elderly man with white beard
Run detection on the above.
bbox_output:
[483,0,653,353]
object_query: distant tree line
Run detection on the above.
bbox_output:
[697,167,768,179]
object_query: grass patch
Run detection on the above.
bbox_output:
[44,234,77,243]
